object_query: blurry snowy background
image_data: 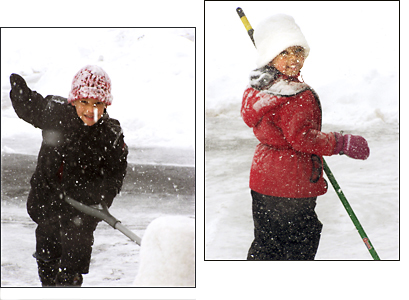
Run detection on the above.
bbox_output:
[1,28,195,162]
[205,1,399,261]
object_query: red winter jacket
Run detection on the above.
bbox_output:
[241,74,337,198]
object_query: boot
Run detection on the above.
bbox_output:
[56,270,83,286]
[33,252,60,287]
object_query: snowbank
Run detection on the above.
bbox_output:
[206,57,398,130]
[133,215,195,287]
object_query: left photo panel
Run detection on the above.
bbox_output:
[1,27,195,287]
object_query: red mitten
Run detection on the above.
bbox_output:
[333,132,370,160]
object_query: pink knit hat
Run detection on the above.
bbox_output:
[68,65,113,105]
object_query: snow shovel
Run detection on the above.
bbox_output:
[236,7,380,260]
[65,196,141,245]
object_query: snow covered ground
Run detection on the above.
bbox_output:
[205,1,399,261]
[1,153,195,287]
[1,27,195,288]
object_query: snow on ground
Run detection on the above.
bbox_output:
[205,117,398,260]
[1,28,195,287]
[205,2,399,260]
[1,153,195,287]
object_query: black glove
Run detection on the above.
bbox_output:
[249,65,280,90]
[10,73,31,101]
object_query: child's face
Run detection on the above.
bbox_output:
[71,98,106,126]
[268,46,306,77]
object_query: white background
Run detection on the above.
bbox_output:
[1,0,407,299]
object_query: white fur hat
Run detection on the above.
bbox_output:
[254,14,310,68]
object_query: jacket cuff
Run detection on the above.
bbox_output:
[333,132,344,155]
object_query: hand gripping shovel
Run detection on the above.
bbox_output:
[65,196,141,245]
[236,7,380,260]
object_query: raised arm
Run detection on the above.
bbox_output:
[9,73,71,130]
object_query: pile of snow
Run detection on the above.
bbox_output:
[133,216,195,287]
[1,28,195,160]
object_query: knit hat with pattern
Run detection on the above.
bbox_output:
[68,65,113,105]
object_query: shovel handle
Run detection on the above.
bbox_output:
[65,196,141,245]
[115,222,142,245]
[237,7,256,47]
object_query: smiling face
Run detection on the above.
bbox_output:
[71,98,106,126]
[268,46,306,77]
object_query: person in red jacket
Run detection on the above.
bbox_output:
[241,14,370,260]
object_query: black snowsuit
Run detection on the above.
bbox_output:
[9,74,128,286]
[247,190,322,260]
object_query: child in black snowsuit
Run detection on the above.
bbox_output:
[9,65,128,286]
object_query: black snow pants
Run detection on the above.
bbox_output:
[28,187,99,286]
[247,190,323,260]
